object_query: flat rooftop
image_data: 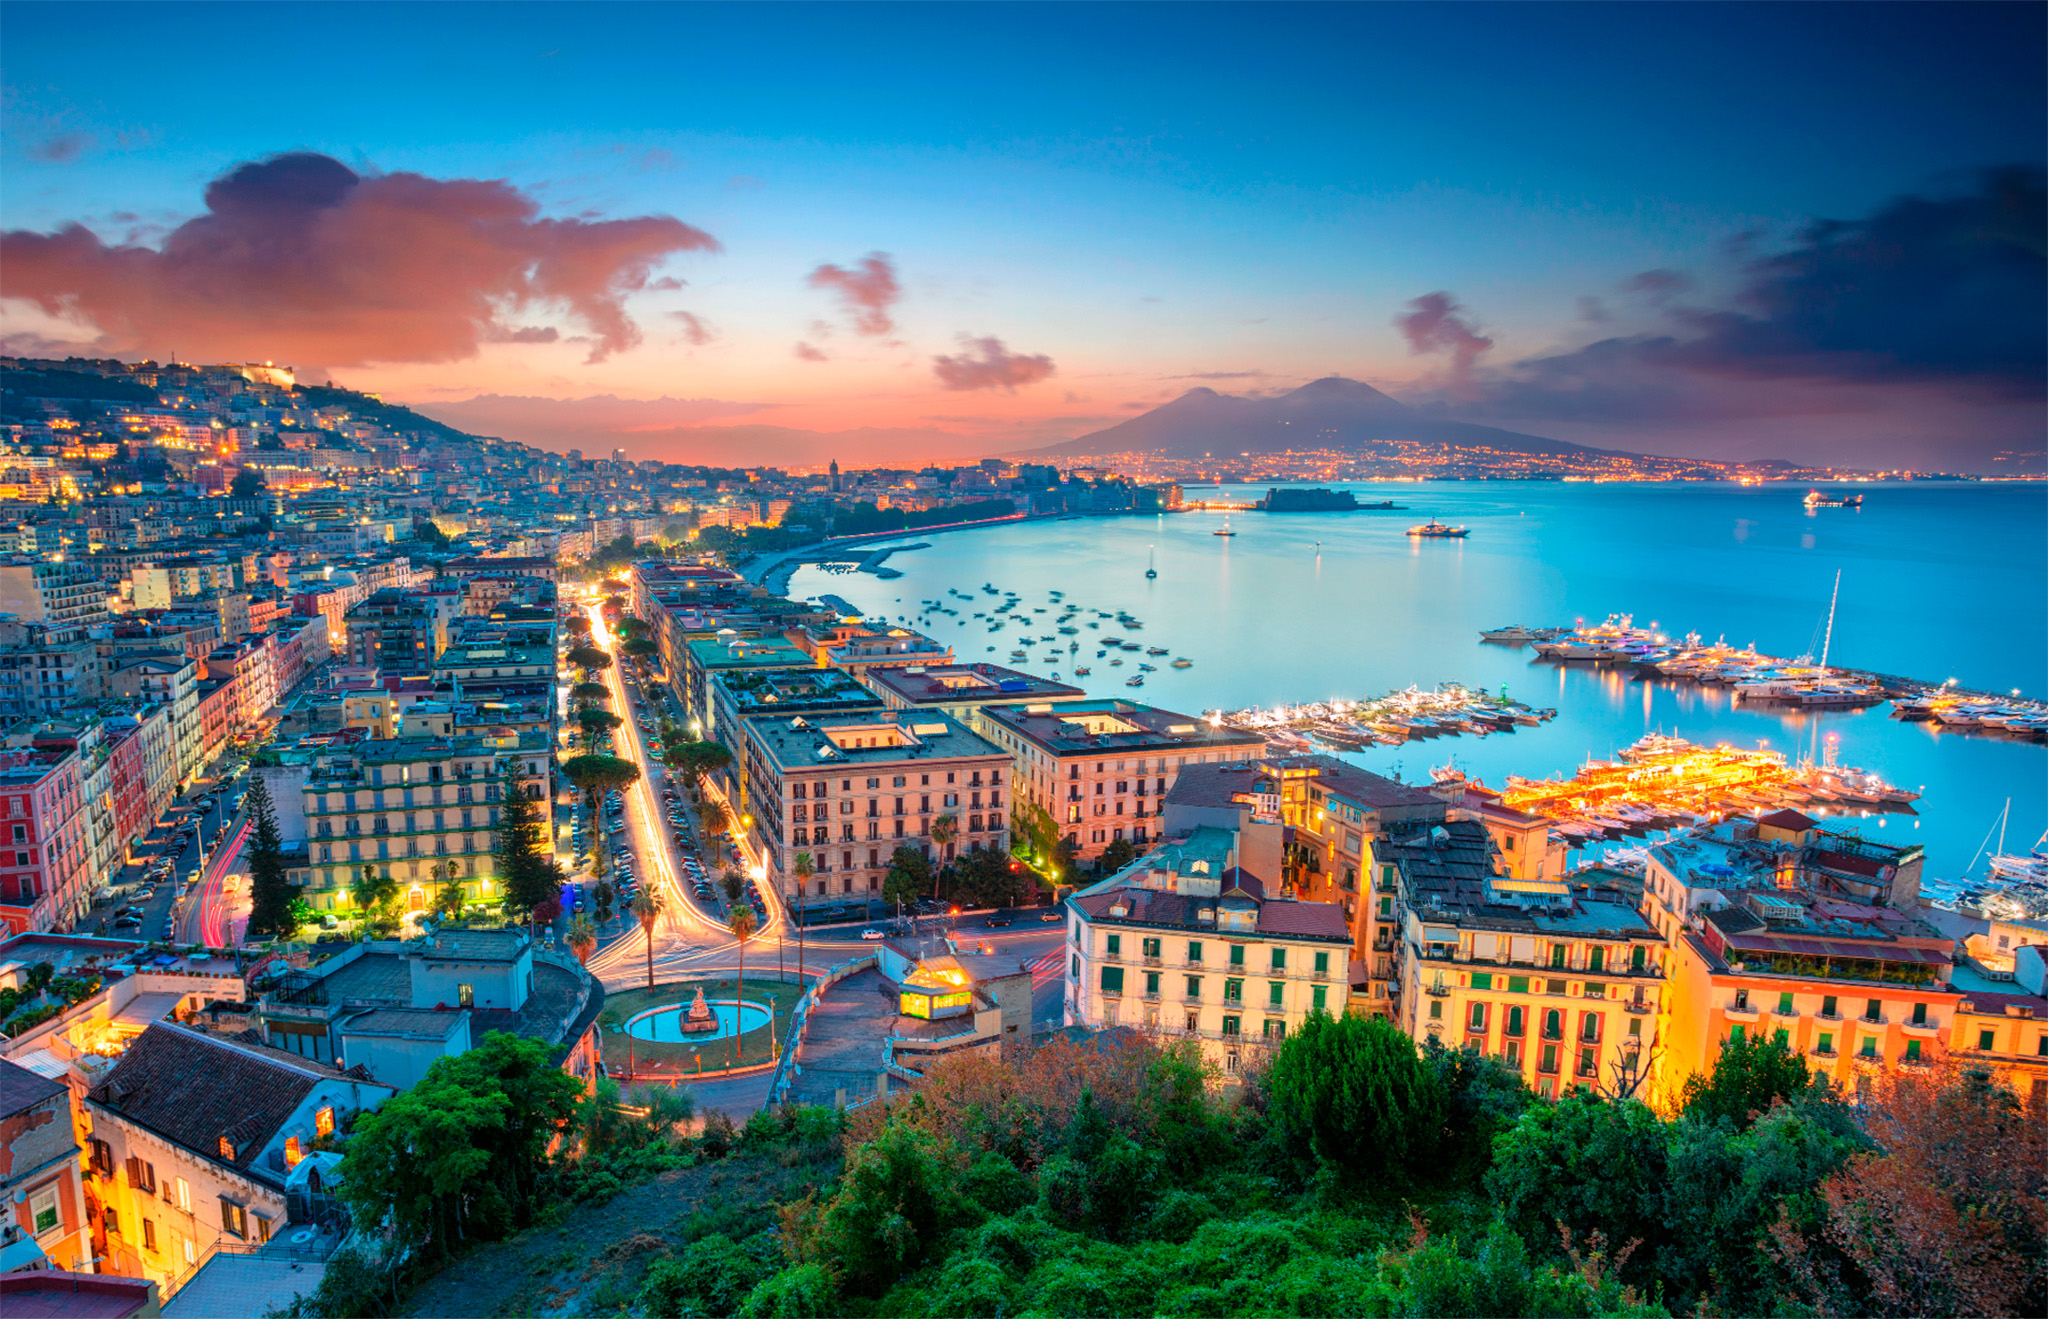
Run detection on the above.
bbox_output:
[742,710,1007,771]
[980,700,1266,757]
[867,662,1086,707]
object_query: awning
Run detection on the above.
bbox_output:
[110,991,184,1031]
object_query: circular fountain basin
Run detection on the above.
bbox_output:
[625,1000,771,1043]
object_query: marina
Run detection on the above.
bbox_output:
[1209,683,1557,751]
[1484,733,1921,846]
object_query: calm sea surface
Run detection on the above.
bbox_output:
[789,482,2048,882]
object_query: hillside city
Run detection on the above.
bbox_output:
[0,355,2036,1318]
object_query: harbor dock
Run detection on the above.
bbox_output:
[1210,683,1556,752]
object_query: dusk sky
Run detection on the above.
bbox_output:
[3,2,2042,470]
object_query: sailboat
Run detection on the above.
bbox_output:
[1212,514,1236,538]
[1145,546,1158,578]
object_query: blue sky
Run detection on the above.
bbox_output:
[3,2,2041,467]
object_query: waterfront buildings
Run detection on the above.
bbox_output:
[977,699,1266,865]
[865,662,1088,722]
[738,710,1011,908]
[1062,824,1352,1073]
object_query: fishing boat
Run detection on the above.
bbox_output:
[1213,514,1237,537]
[1075,666,1091,676]
[1172,657,1192,669]
[1146,546,1158,579]
[1110,657,1124,666]
[1147,647,1169,656]
[1407,519,1469,538]
[1138,663,1157,672]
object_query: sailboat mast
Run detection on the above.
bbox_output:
[1818,570,1841,675]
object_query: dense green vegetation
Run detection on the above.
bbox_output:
[283,1016,2044,1319]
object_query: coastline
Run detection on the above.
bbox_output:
[741,511,1078,596]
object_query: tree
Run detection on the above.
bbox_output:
[669,740,733,796]
[241,774,295,939]
[431,860,467,922]
[1096,835,1137,876]
[230,467,267,498]
[614,617,650,642]
[791,850,815,900]
[562,754,642,820]
[1486,1092,1672,1285]
[699,794,730,839]
[593,879,617,927]
[721,870,745,904]
[631,889,665,990]
[929,813,958,863]
[493,764,557,928]
[816,1118,964,1296]
[571,681,611,706]
[729,906,757,1067]
[621,637,657,660]
[566,914,597,965]
[350,866,400,936]
[577,708,623,750]
[566,644,612,674]
[884,846,934,906]
[340,1032,584,1262]
[1769,1058,2048,1318]
[1261,1012,1445,1186]
[1680,1031,1813,1131]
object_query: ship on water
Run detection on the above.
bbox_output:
[1407,518,1469,538]
[1804,488,1864,508]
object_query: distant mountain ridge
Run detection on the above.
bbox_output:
[1031,376,1628,459]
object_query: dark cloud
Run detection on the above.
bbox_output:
[806,252,900,336]
[1576,296,1611,324]
[1395,291,1493,383]
[931,335,1056,392]
[1475,166,2046,426]
[28,133,92,163]
[794,342,827,362]
[0,151,718,366]
[670,311,713,345]
[486,324,561,344]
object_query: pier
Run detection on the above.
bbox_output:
[1210,683,1556,752]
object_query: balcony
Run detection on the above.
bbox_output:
[1814,1011,1842,1023]
[1624,1000,1653,1015]
[1724,1003,1762,1022]
[1424,983,1451,997]
[1811,1046,1837,1058]
[1141,955,1162,968]
[1902,1018,1942,1037]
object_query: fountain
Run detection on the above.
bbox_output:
[681,986,718,1034]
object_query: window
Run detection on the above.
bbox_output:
[1268,981,1285,1008]
[1229,944,1245,968]
[1505,1006,1525,1037]
[1817,1032,1834,1053]
[1630,945,1646,971]
[1312,984,1327,1012]
[1313,950,1329,976]
[1581,1013,1601,1043]
[1270,947,1287,971]
[1222,1016,1241,1036]
[141,1218,157,1253]
[1587,947,1603,973]
[1542,1009,1562,1039]
[1911,1002,1928,1026]
[220,1197,248,1240]
[126,1157,156,1194]
[1733,988,1750,1011]
[1224,978,1244,1004]
[1550,945,1566,969]
[1100,966,1124,995]
[1471,972,1493,991]
[1507,975,1529,994]
[1429,1000,1443,1020]
[1186,976,1202,999]
[1864,998,1881,1023]
[1141,937,1161,959]
[1822,995,1838,1018]
[1979,1029,1997,1052]
[29,1185,59,1236]
[1468,1002,1488,1031]
[316,1106,336,1138]
[175,1177,192,1212]
[1859,1036,1877,1058]
[1187,941,1203,963]
[1905,1039,1922,1062]
[284,1136,303,1167]
[458,983,474,1007]
[219,1136,236,1161]
[1539,1043,1559,1073]
[1262,1019,1286,1039]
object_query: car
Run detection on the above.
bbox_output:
[1039,910,1061,922]
[860,928,886,941]
[112,916,143,930]
[161,920,176,939]
[984,914,1012,928]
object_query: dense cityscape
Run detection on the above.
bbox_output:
[0,351,2035,1318]
[1,3,2043,1317]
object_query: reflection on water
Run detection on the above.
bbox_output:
[791,482,2047,880]
[626,1000,771,1042]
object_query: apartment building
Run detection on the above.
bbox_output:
[864,662,1088,722]
[1379,818,1665,1099]
[712,667,883,822]
[975,700,1265,865]
[83,1023,393,1296]
[0,559,111,642]
[739,710,1011,907]
[288,725,552,912]
[0,1058,88,1273]
[681,636,814,733]
[0,746,90,935]
[343,589,448,671]
[0,632,102,722]
[1062,824,1351,1074]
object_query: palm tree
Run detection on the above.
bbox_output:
[699,795,730,840]
[630,889,664,990]
[790,851,814,983]
[430,859,465,922]
[566,913,597,965]
[929,814,958,891]
[728,906,757,1068]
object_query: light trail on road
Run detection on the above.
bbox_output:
[192,817,251,947]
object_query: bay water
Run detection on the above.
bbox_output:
[789,481,2048,883]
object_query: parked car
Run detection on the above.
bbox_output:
[860,928,886,941]
[1039,910,1061,922]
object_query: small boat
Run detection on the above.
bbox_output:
[1126,675,1145,687]
[1009,650,1027,660]
[1407,519,1469,538]
[1075,666,1091,676]
[1147,647,1169,656]
[1146,546,1158,579]
[1059,626,1079,635]
[1213,515,1237,537]
[1138,663,1157,672]
[1481,625,1543,644]
[1171,658,1192,669]
[1110,658,1124,666]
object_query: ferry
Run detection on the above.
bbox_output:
[1407,519,1469,538]
[1804,489,1864,508]
[1213,514,1237,537]
[1480,624,1556,644]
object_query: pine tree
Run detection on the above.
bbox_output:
[242,774,296,939]
[494,762,556,925]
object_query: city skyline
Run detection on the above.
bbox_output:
[3,2,2043,472]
